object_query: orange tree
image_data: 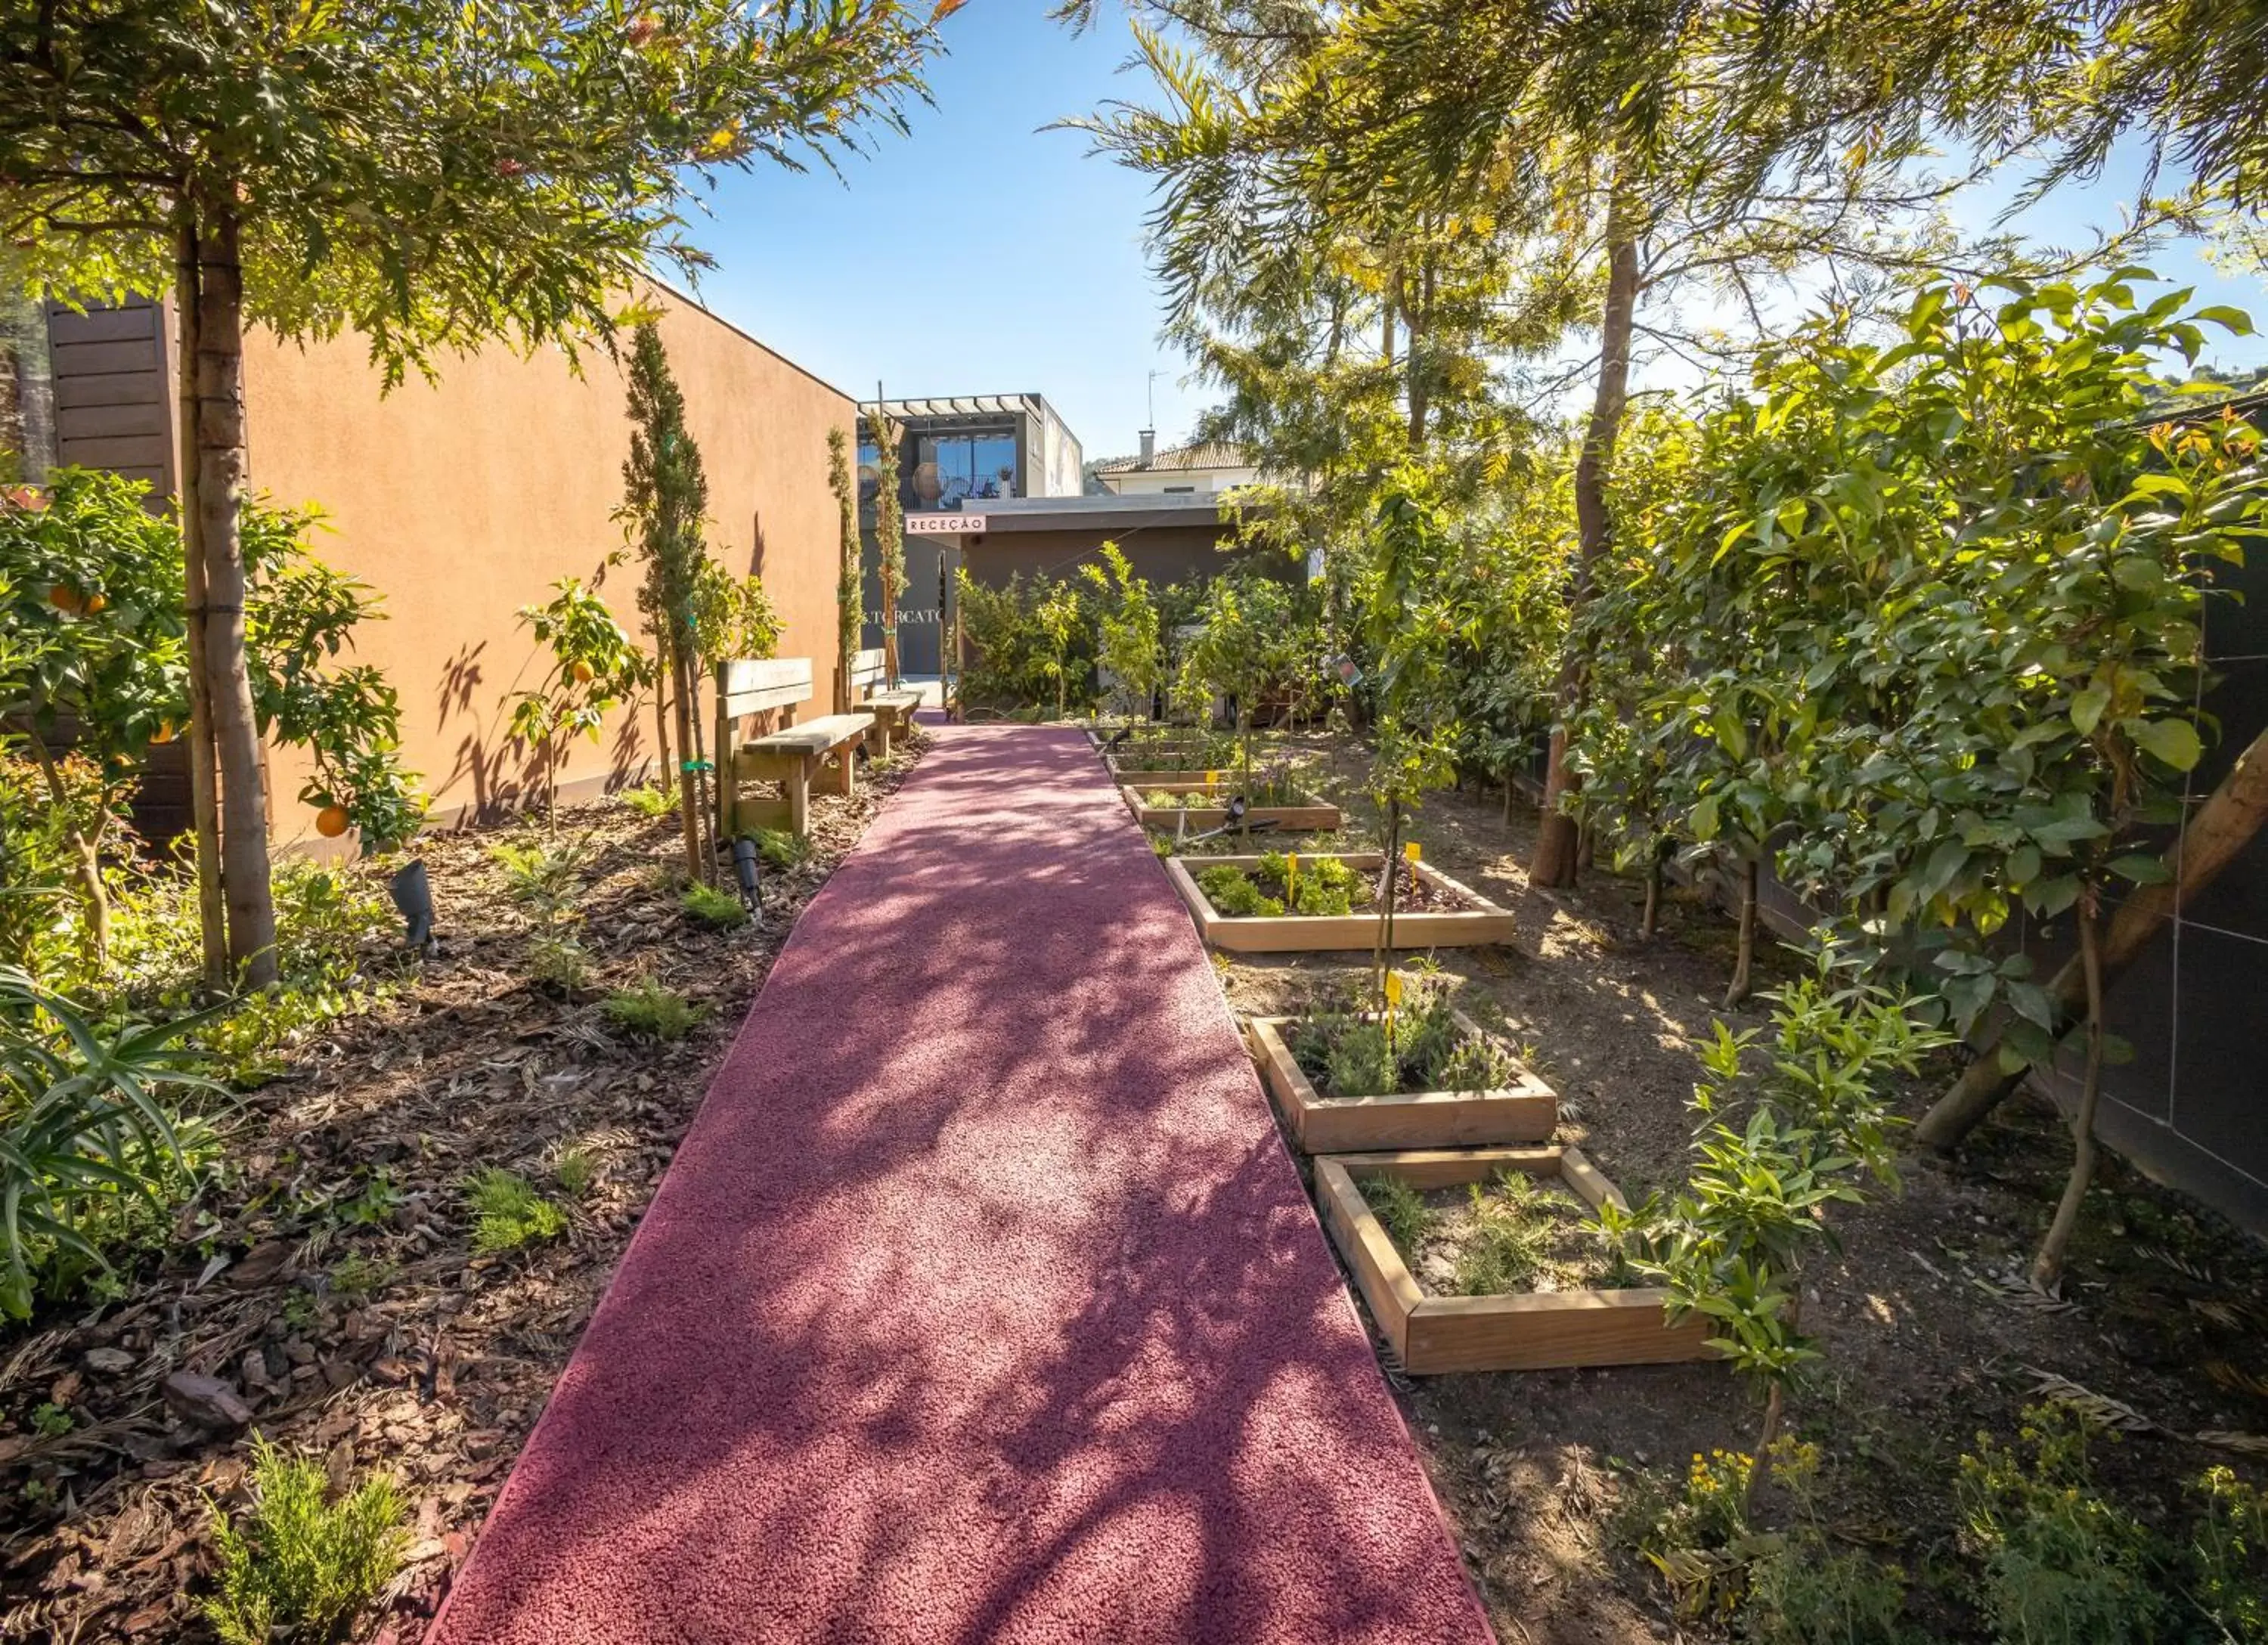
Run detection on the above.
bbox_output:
[2,0,947,986]
[510,577,649,826]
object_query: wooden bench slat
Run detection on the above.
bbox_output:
[720,657,814,716]
[744,712,875,755]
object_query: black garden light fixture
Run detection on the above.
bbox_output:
[732,835,764,919]
[390,857,435,953]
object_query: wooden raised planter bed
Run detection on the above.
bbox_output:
[1316,1147,1716,1374]
[1247,1011,1555,1151]
[1164,852,1517,953]
[1122,782,1344,833]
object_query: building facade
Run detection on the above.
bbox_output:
[858,394,1086,675]
[1090,434,1261,497]
[14,283,855,844]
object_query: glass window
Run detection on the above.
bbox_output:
[913,426,1017,509]
[856,439,881,507]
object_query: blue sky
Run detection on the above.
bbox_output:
[694,5,1197,466]
[689,8,2268,460]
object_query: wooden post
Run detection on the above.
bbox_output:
[712,661,733,844]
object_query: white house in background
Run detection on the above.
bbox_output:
[1089,430,1262,497]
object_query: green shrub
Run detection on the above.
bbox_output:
[1743,1539,1910,1645]
[525,931,589,992]
[1361,1173,1431,1252]
[680,881,748,929]
[1324,1021,1396,1098]
[203,1433,407,1645]
[327,1253,396,1301]
[2186,1466,2267,1644]
[1195,863,1282,917]
[616,783,677,819]
[603,977,702,1041]
[465,1168,567,1254]
[553,1143,597,1199]
[0,967,215,1318]
[748,827,809,872]
[1957,1407,2167,1645]
[490,837,592,925]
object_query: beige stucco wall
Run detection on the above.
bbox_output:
[237,286,854,846]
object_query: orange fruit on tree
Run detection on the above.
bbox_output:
[572,660,595,683]
[151,722,177,744]
[84,592,107,614]
[314,804,352,838]
[47,584,82,614]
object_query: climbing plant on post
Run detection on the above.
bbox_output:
[1,0,943,987]
[829,427,862,715]
[869,406,906,689]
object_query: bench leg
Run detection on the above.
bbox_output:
[785,761,811,836]
[831,746,857,799]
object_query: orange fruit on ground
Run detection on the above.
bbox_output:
[572,661,595,683]
[314,804,352,838]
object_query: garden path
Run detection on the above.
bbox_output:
[426,725,1492,1645]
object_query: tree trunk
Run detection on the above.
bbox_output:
[1374,798,1403,1005]
[23,732,108,960]
[1641,848,1662,939]
[687,663,716,884]
[1915,721,2268,1151]
[1724,853,1758,1008]
[2031,902,2105,1290]
[174,218,228,990]
[1502,774,1515,825]
[671,644,702,880]
[1529,193,1640,891]
[651,640,674,800]
[1741,1380,1785,1517]
[192,207,277,988]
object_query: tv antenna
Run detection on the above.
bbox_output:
[1146,369,1162,429]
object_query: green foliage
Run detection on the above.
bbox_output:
[616,783,676,819]
[1957,1408,2167,1645]
[748,827,809,872]
[327,1253,396,1303]
[1359,1172,1431,1252]
[1081,541,1163,722]
[2186,1466,2268,1644]
[1290,975,1514,1096]
[489,837,591,931]
[1176,572,1294,785]
[553,1143,597,1200]
[1605,953,1946,1413]
[0,965,215,1318]
[680,880,748,929]
[1451,1169,1560,1296]
[30,1400,73,1436]
[955,568,1098,713]
[508,577,650,817]
[603,977,702,1041]
[2,2,940,381]
[1579,274,2265,1046]
[202,1433,407,1645]
[465,1168,568,1254]
[525,932,590,993]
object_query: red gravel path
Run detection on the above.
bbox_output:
[426,727,1492,1645]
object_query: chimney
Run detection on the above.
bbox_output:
[1138,428,1156,468]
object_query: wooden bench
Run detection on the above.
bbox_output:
[850,646,925,757]
[714,658,875,838]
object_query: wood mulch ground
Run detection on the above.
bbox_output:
[0,736,925,1643]
[1210,730,2268,1644]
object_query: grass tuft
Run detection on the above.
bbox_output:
[1362,1173,1432,1253]
[616,784,677,819]
[680,881,748,929]
[465,1168,568,1254]
[202,1434,407,1645]
[602,977,703,1041]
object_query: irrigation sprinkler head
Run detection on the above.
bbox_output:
[732,836,764,916]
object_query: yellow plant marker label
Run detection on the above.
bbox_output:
[1383,971,1403,1006]
[1403,841,1421,863]
[1205,770,1219,790]
[1285,853,1299,898]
